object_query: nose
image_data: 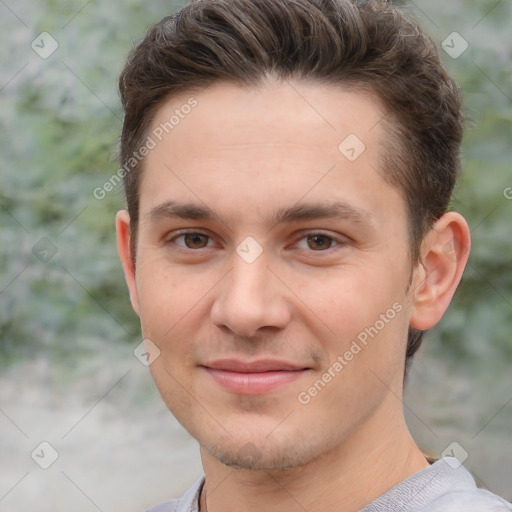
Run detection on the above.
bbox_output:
[210,253,291,338]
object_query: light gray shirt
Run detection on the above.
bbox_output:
[146,457,511,511]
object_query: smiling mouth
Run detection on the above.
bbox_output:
[200,359,311,395]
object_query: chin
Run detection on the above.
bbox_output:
[201,432,327,471]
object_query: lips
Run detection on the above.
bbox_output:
[203,359,307,373]
[201,359,310,395]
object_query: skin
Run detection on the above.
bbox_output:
[116,79,471,512]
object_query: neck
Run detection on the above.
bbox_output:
[199,400,429,512]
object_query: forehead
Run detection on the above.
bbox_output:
[139,80,403,227]
[148,79,384,155]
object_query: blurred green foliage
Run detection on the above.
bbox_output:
[0,0,510,369]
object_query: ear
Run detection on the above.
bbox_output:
[116,210,140,316]
[409,212,471,330]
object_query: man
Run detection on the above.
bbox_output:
[115,0,511,510]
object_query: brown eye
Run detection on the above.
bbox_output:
[183,233,210,249]
[306,235,334,250]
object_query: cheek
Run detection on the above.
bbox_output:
[300,266,403,333]
[296,300,409,433]
[134,255,213,339]
[295,263,410,379]
[138,263,211,409]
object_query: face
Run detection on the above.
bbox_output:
[120,80,418,470]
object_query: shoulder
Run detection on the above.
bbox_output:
[421,459,511,511]
[145,476,205,512]
[363,458,511,512]
[417,459,511,512]
[146,500,176,512]
[420,488,512,511]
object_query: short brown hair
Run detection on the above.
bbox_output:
[118,0,464,372]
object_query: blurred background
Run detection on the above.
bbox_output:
[0,0,510,510]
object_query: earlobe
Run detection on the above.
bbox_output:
[115,210,141,316]
[409,212,471,331]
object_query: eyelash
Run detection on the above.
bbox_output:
[167,230,345,252]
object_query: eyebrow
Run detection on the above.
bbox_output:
[146,200,371,225]
[272,202,370,225]
[148,201,217,221]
